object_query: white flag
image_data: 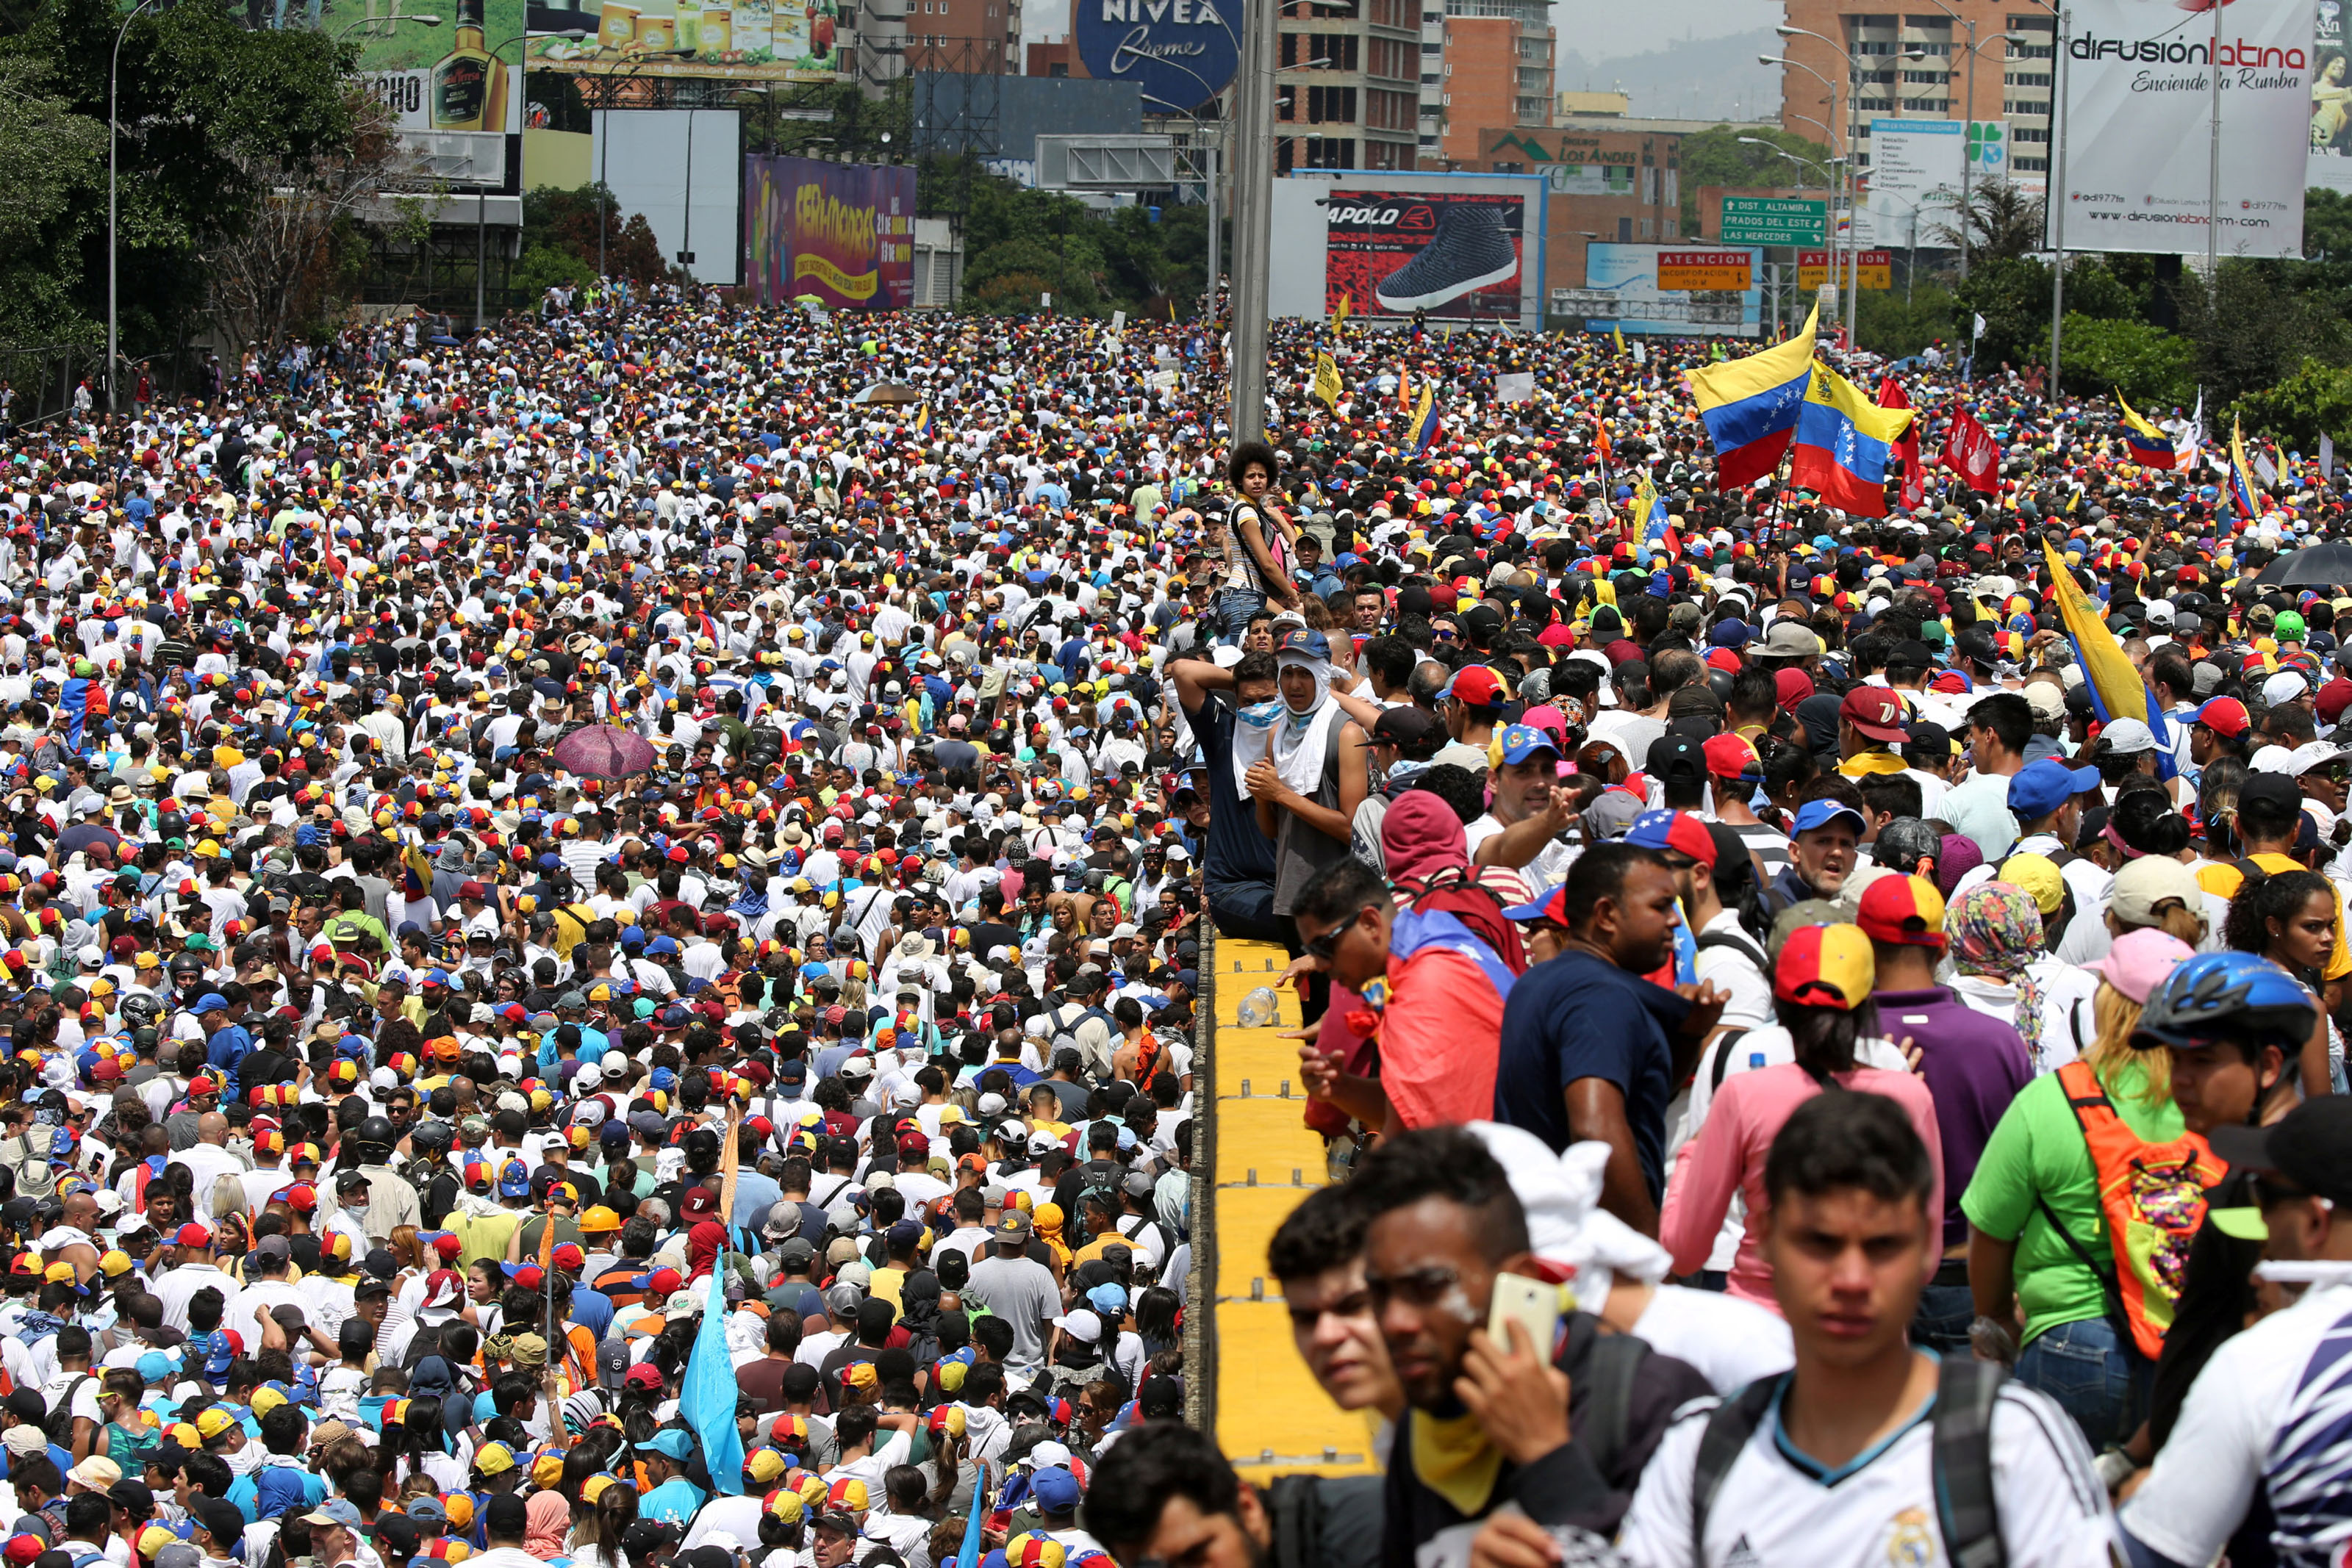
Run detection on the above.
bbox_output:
[1495,372,1535,403]
[2323,434,2335,479]
[1631,339,1647,366]
[1972,312,1987,340]
[2254,450,2278,486]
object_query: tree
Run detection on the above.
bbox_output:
[2058,315,2196,405]
[1676,124,1834,233]
[1855,279,1958,359]
[2173,257,2352,407]
[2234,357,2352,448]
[0,0,359,364]
[523,186,668,283]
[206,90,415,354]
[0,54,107,347]
[1929,178,2046,262]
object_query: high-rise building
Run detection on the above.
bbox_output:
[1274,0,1422,171]
[1436,0,1552,166]
[901,0,1017,73]
[1771,1,2054,198]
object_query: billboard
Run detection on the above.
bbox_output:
[1857,118,1963,245]
[594,110,742,285]
[1072,0,1238,112]
[1568,243,1765,337]
[345,0,525,138]
[1326,189,1528,320]
[2315,0,2352,191]
[1267,174,1545,331]
[2057,0,2312,257]
[743,155,916,310]
[1657,249,1754,290]
[523,0,843,82]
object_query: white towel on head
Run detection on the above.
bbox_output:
[1231,653,1334,801]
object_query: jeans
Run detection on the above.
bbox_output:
[1217,586,1267,644]
[1208,876,1284,944]
[2015,1315,2150,1450]
[1910,1278,1976,1356]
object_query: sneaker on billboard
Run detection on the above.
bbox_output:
[1373,202,1519,311]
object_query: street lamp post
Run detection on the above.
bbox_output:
[1771,26,1926,348]
[1760,52,1849,340]
[594,49,694,280]
[107,0,162,415]
[1738,137,1838,337]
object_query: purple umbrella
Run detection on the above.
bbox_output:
[553,725,658,780]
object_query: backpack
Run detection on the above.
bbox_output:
[2035,1060,2226,1359]
[1266,1474,1383,1568]
[1,1132,55,1201]
[42,1374,92,1445]
[1693,1357,2008,1568]
[1999,848,2083,949]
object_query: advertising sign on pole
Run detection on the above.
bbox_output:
[742,156,916,310]
[1797,250,1892,289]
[1857,119,1965,245]
[2058,0,2312,256]
[1324,187,1529,320]
[1719,195,1826,245]
[1072,0,1241,112]
[1655,250,1756,290]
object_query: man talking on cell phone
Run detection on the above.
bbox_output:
[1349,1126,1710,1568]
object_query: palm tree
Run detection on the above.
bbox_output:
[1929,179,2048,261]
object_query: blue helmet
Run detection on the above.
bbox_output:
[2132,952,2315,1051]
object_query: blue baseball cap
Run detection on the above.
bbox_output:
[1790,799,1868,837]
[1501,885,1568,925]
[1277,627,1331,661]
[497,1159,531,1198]
[634,1429,695,1461]
[194,993,229,1014]
[1494,724,1560,766]
[2007,758,2102,820]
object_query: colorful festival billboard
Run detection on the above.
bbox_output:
[742,156,916,311]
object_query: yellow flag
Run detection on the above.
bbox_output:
[2040,539,2148,724]
[1398,368,1411,412]
[1613,327,1627,355]
[1332,293,1352,327]
[1312,352,1342,409]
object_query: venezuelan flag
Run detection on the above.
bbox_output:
[1406,384,1438,455]
[1632,469,1679,559]
[2116,392,2173,468]
[913,404,931,438]
[1687,304,1818,488]
[1788,358,1912,517]
[2231,416,2262,521]
[2040,539,2177,778]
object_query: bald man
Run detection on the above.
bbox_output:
[35,1193,101,1284]
[167,1113,248,1220]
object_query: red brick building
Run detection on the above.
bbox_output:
[903,0,1018,73]
[1435,0,1552,167]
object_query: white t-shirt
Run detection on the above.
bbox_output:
[2121,1279,2352,1568]
[1615,1375,2115,1568]
[1626,1285,1793,1396]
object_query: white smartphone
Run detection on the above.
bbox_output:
[1487,1272,1560,1358]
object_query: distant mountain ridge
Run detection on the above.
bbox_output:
[1555,26,1782,123]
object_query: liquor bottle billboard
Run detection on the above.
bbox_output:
[523,0,844,81]
[1324,189,1526,320]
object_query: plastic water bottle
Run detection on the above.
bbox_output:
[1237,987,1279,1028]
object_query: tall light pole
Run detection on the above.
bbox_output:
[1227,0,1276,442]
[1772,25,1924,348]
[1760,53,1849,339]
[107,0,162,416]
[2051,4,2071,388]
[332,10,442,36]
[1739,137,1838,334]
[1905,0,2017,280]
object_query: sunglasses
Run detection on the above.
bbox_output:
[1302,904,1379,963]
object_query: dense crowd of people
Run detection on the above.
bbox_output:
[0,281,2340,1568]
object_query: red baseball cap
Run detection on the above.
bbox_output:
[2194,695,2251,737]
[174,1223,212,1248]
[1856,874,1948,950]
[1838,686,1910,744]
[1448,665,1507,709]
[1702,733,1759,780]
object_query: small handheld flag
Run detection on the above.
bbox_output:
[1312,353,1342,409]
[2115,392,2175,469]
[1332,293,1352,327]
[2231,415,2262,520]
[912,404,931,439]
[1405,384,1438,455]
[2041,539,2176,778]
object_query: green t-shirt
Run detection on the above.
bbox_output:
[1960,1057,2184,1344]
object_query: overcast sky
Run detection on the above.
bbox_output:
[1560,0,1780,58]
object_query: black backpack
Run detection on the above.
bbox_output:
[1266,1475,1384,1568]
[1691,1356,2007,1568]
[41,1374,93,1445]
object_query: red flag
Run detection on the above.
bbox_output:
[1942,409,2001,493]
[1877,375,1923,511]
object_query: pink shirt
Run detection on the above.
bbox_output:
[1659,1060,1945,1309]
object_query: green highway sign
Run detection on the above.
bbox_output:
[1720,197,1827,246]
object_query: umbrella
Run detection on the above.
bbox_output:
[852,383,924,406]
[2252,542,2352,586]
[552,725,657,780]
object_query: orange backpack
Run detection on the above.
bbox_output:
[2043,1060,2228,1359]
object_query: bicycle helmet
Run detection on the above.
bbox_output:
[2132,952,2315,1051]
[118,995,158,1029]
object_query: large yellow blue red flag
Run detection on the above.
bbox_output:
[913,404,931,438]
[1788,359,1912,517]
[2041,539,2176,777]
[2115,392,2173,468]
[1405,384,1438,455]
[1686,304,1818,488]
[2231,416,2262,520]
